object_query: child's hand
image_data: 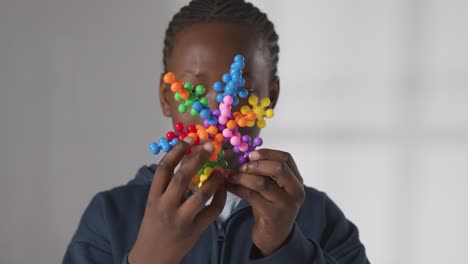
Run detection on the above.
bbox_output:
[129,138,227,264]
[226,149,305,257]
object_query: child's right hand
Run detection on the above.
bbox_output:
[128,137,227,264]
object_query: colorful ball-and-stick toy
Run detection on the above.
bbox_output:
[149,54,275,187]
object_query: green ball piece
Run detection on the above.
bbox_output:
[195,85,205,95]
[206,161,217,167]
[199,97,209,107]
[219,160,229,168]
[190,109,199,116]
[186,98,195,106]
[217,150,225,159]
[174,92,182,102]
[198,168,204,174]
[184,82,193,91]
[178,104,187,113]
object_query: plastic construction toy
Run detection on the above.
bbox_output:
[240,95,275,128]
[149,54,275,187]
[163,73,216,124]
[213,55,249,106]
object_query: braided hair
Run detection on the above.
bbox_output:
[163,0,279,80]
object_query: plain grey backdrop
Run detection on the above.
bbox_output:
[1,0,467,263]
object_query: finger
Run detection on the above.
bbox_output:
[240,159,303,197]
[250,149,303,183]
[194,178,227,229]
[182,171,225,223]
[225,183,271,215]
[148,137,194,205]
[226,171,288,202]
[164,142,214,205]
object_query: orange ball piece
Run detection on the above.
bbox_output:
[171,81,182,93]
[179,89,190,99]
[213,133,224,143]
[197,128,209,141]
[206,125,218,135]
[210,142,222,161]
[163,72,176,83]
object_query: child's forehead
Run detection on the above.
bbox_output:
[168,22,261,70]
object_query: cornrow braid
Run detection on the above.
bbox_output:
[163,0,279,80]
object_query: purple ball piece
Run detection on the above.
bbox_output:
[233,146,241,154]
[217,123,226,131]
[203,119,210,127]
[238,156,249,165]
[213,109,221,117]
[254,137,263,147]
[241,135,251,143]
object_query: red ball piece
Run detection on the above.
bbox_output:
[166,131,176,141]
[187,124,197,134]
[178,132,187,140]
[175,122,184,133]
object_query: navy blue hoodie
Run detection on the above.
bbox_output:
[63,164,369,263]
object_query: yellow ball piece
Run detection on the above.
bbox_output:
[260,97,271,107]
[265,109,274,118]
[257,120,266,128]
[248,95,258,106]
[204,167,213,175]
[240,105,250,115]
[246,120,255,127]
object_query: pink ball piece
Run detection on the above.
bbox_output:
[230,136,241,146]
[223,129,233,138]
[218,116,228,125]
[239,142,249,152]
[223,95,233,105]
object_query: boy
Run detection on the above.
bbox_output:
[64,1,370,263]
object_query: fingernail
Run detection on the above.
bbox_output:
[240,163,247,172]
[249,151,260,160]
[183,136,193,144]
[203,142,214,152]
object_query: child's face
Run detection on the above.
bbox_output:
[159,22,279,167]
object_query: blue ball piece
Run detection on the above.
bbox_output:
[222,73,231,83]
[149,142,160,154]
[232,96,239,106]
[231,74,240,82]
[238,77,245,86]
[230,68,240,76]
[158,137,171,152]
[213,82,224,92]
[231,62,243,70]
[208,116,218,125]
[234,54,244,64]
[238,88,248,98]
[192,101,203,111]
[169,138,179,147]
[200,108,211,119]
[225,81,236,94]
[216,93,225,103]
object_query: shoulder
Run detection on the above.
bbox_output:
[86,183,150,226]
[296,185,351,239]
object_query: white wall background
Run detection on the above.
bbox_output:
[1,0,467,263]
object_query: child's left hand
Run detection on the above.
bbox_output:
[225,149,305,257]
